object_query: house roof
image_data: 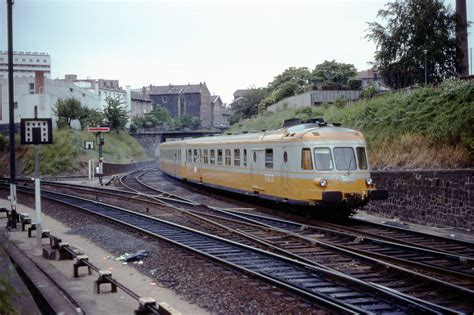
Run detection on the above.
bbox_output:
[131,91,151,102]
[150,83,205,95]
[211,95,221,104]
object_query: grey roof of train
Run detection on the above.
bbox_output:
[162,125,358,145]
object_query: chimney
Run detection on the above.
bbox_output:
[142,87,146,97]
[35,71,45,94]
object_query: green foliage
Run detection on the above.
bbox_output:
[103,96,129,131]
[0,134,7,152]
[348,79,362,90]
[81,108,104,129]
[230,80,474,162]
[53,98,84,128]
[312,60,357,86]
[361,85,377,99]
[333,97,347,109]
[172,115,201,130]
[230,87,269,123]
[0,273,18,315]
[366,0,460,88]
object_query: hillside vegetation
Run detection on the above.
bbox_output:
[0,129,150,176]
[230,79,474,169]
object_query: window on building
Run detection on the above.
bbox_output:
[69,88,73,92]
[203,149,209,164]
[225,149,231,166]
[22,58,25,62]
[162,96,167,103]
[243,149,247,167]
[234,149,240,166]
[13,102,18,109]
[36,59,40,62]
[356,147,368,170]
[265,149,273,169]
[301,148,313,170]
[313,148,333,170]
[210,149,216,164]
[29,83,34,94]
[29,59,32,62]
[217,149,223,165]
[43,59,47,63]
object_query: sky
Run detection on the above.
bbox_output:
[0,0,472,103]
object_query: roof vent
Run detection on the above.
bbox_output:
[242,131,248,134]
[332,122,341,127]
[226,132,232,135]
[282,118,302,128]
[304,117,325,124]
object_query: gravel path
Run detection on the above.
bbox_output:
[2,189,326,314]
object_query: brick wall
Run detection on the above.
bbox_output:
[365,170,474,229]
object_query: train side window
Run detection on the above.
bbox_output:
[283,151,288,164]
[217,149,223,165]
[234,149,241,166]
[225,149,231,166]
[301,148,313,170]
[178,150,181,161]
[253,151,257,163]
[265,149,273,169]
[356,147,368,170]
[187,149,192,162]
[314,147,333,170]
[243,149,247,167]
[203,149,209,164]
[210,150,216,164]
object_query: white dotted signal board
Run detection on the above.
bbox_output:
[20,118,53,145]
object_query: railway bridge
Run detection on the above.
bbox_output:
[131,130,222,158]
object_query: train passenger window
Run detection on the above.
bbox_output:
[265,149,273,169]
[210,150,216,164]
[217,149,223,165]
[187,149,192,162]
[334,147,357,170]
[225,149,231,166]
[178,150,181,161]
[203,149,209,164]
[313,148,333,170]
[301,148,313,170]
[243,149,247,167]
[356,147,368,170]
[234,149,241,166]
[193,149,198,163]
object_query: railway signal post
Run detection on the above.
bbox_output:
[20,107,53,247]
[87,127,110,185]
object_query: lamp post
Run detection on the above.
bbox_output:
[423,49,428,85]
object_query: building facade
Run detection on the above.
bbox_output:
[0,73,100,130]
[148,83,212,127]
[130,89,153,118]
[0,51,51,79]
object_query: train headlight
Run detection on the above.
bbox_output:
[319,178,328,187]
[365,178,373,186]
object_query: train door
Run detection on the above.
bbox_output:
[281,147,289,192]
[250,148,264,194]
[173,149,177,177]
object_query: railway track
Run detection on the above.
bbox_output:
[122,171,474,282]
[6,184,438,314]
[9,173,474,312]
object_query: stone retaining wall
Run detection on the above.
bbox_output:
[365,170,473,230]
[103,160,156,176]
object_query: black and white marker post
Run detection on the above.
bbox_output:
[87,127,110,185]
[20,110,52,247]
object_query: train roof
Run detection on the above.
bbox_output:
[160,122,366,147]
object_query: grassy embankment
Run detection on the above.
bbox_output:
[229,79,474,169]
[0,129,150,176]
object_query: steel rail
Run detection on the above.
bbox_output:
[11,185,442,314]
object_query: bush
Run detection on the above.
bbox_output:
[348,79,362,90]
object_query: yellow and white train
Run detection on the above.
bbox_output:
[159,119,388,217]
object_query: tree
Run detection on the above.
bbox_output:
[311,60,357,87]
[366,0,460,89]
[103,96,129,131]
[262,67,311,105]
[230,87,268,124]
[81,107,104,129]
[52,98,84,128]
